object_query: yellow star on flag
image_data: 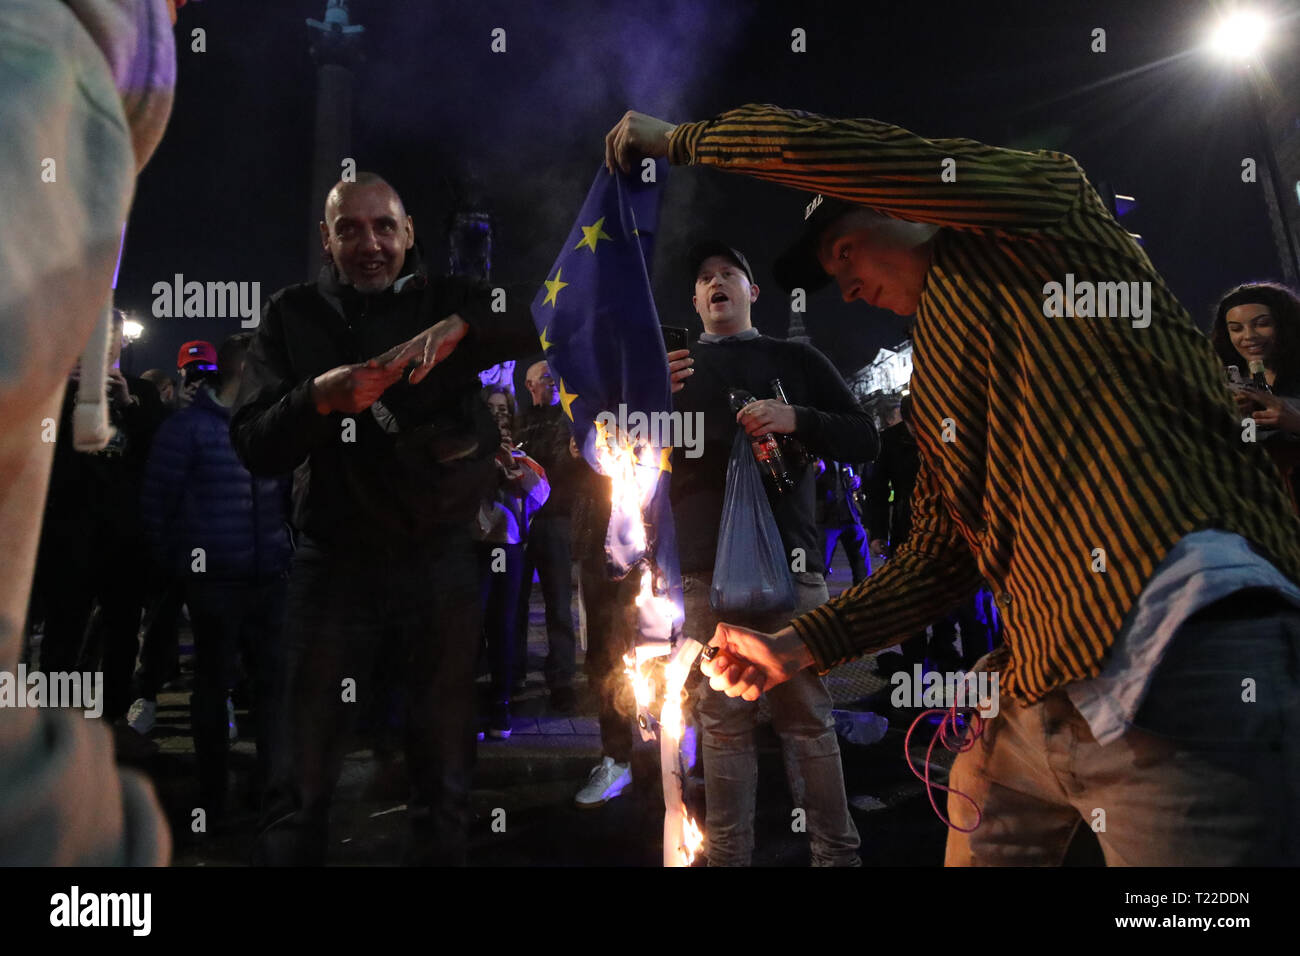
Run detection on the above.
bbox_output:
[539,326,553,351]
[574,217,613,254]
[558,378,579,421]
[542,268,568,307]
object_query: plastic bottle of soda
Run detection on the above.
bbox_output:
[729,387,796,494]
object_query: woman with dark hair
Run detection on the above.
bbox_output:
[471,386,549,739]
[1212,282,1300,411]
[1211,282,1300,508]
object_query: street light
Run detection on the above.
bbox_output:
[1208,10,1268,60]
[1205,8,1300,284]
[120,315,143,376]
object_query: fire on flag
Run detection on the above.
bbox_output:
[530,163,703,865]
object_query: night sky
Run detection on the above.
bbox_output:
[118,0,1291,380]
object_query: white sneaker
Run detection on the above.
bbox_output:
[227,697,238,742]
[574,756,631,808]
[126,698,156,735]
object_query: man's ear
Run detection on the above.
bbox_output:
[405,215,416,250]
[749,282,760,304]
[318,221,331,257]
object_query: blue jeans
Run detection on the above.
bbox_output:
[823,522,869,584]
[946,594,1300,865]
[687,571,861,866]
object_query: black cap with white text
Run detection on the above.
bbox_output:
[772,193,857,294]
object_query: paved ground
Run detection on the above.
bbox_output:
[107,564,1102,866]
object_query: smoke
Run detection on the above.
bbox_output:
[353,0,752,299]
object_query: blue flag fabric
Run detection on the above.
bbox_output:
[529,162,682,647]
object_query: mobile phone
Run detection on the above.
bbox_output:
[1223,365,1243,387]
[661,326,691,353]
[181,363,218,389]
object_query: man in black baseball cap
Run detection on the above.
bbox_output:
[685,239,755,288]
[771,194,856,294]
[670,238,876,866]
[770,192,939,312]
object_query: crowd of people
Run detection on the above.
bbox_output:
[6,0,1300,868]
[20,189,1300,865]
[17,215,959,862]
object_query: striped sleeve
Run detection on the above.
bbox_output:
[791,441,984,669]
[667,103,1082,233]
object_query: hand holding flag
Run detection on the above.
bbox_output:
[529,160,683,634]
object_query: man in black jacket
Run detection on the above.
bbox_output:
[865,396,918,564]
[864,395,952,683]
[34,308,167,723]
[867,395,989,689]
[513,359,583,712]
[231,172,536,865]
[672,241,877,865]
[817,459,869,585]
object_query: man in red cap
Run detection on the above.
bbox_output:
[176,340,219,409]
[125,343,217,734]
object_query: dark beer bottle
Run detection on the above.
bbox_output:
[729,388,796,494]
[769,378,810,470]
[1248,360,1273,394]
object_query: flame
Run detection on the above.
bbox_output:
[659,678,690,743]
[622,649,655,712]
[682,815,704,865]
[623,620,673,715]
[659,644,704,866]
[598,417,701,866]
[594,420,653,558]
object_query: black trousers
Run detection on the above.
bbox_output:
[187,576,286,817]
[34,517,145,722]
[515,513,576,689]
[477,540,523,704]
[256,531,481,866]
[579,560,639,764]
[135,574,184,701]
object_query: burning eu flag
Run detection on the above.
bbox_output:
[529,162,682,648]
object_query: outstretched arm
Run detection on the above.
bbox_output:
[607,105,1084,234]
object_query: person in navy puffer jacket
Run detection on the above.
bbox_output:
[142,333,292,823]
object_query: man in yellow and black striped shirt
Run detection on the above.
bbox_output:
[606,104,1300,865]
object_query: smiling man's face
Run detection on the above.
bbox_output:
[816,211,937,316]
[692,255,758,335]
[320,180,415,293]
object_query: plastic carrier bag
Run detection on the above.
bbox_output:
[710,430,796,615]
